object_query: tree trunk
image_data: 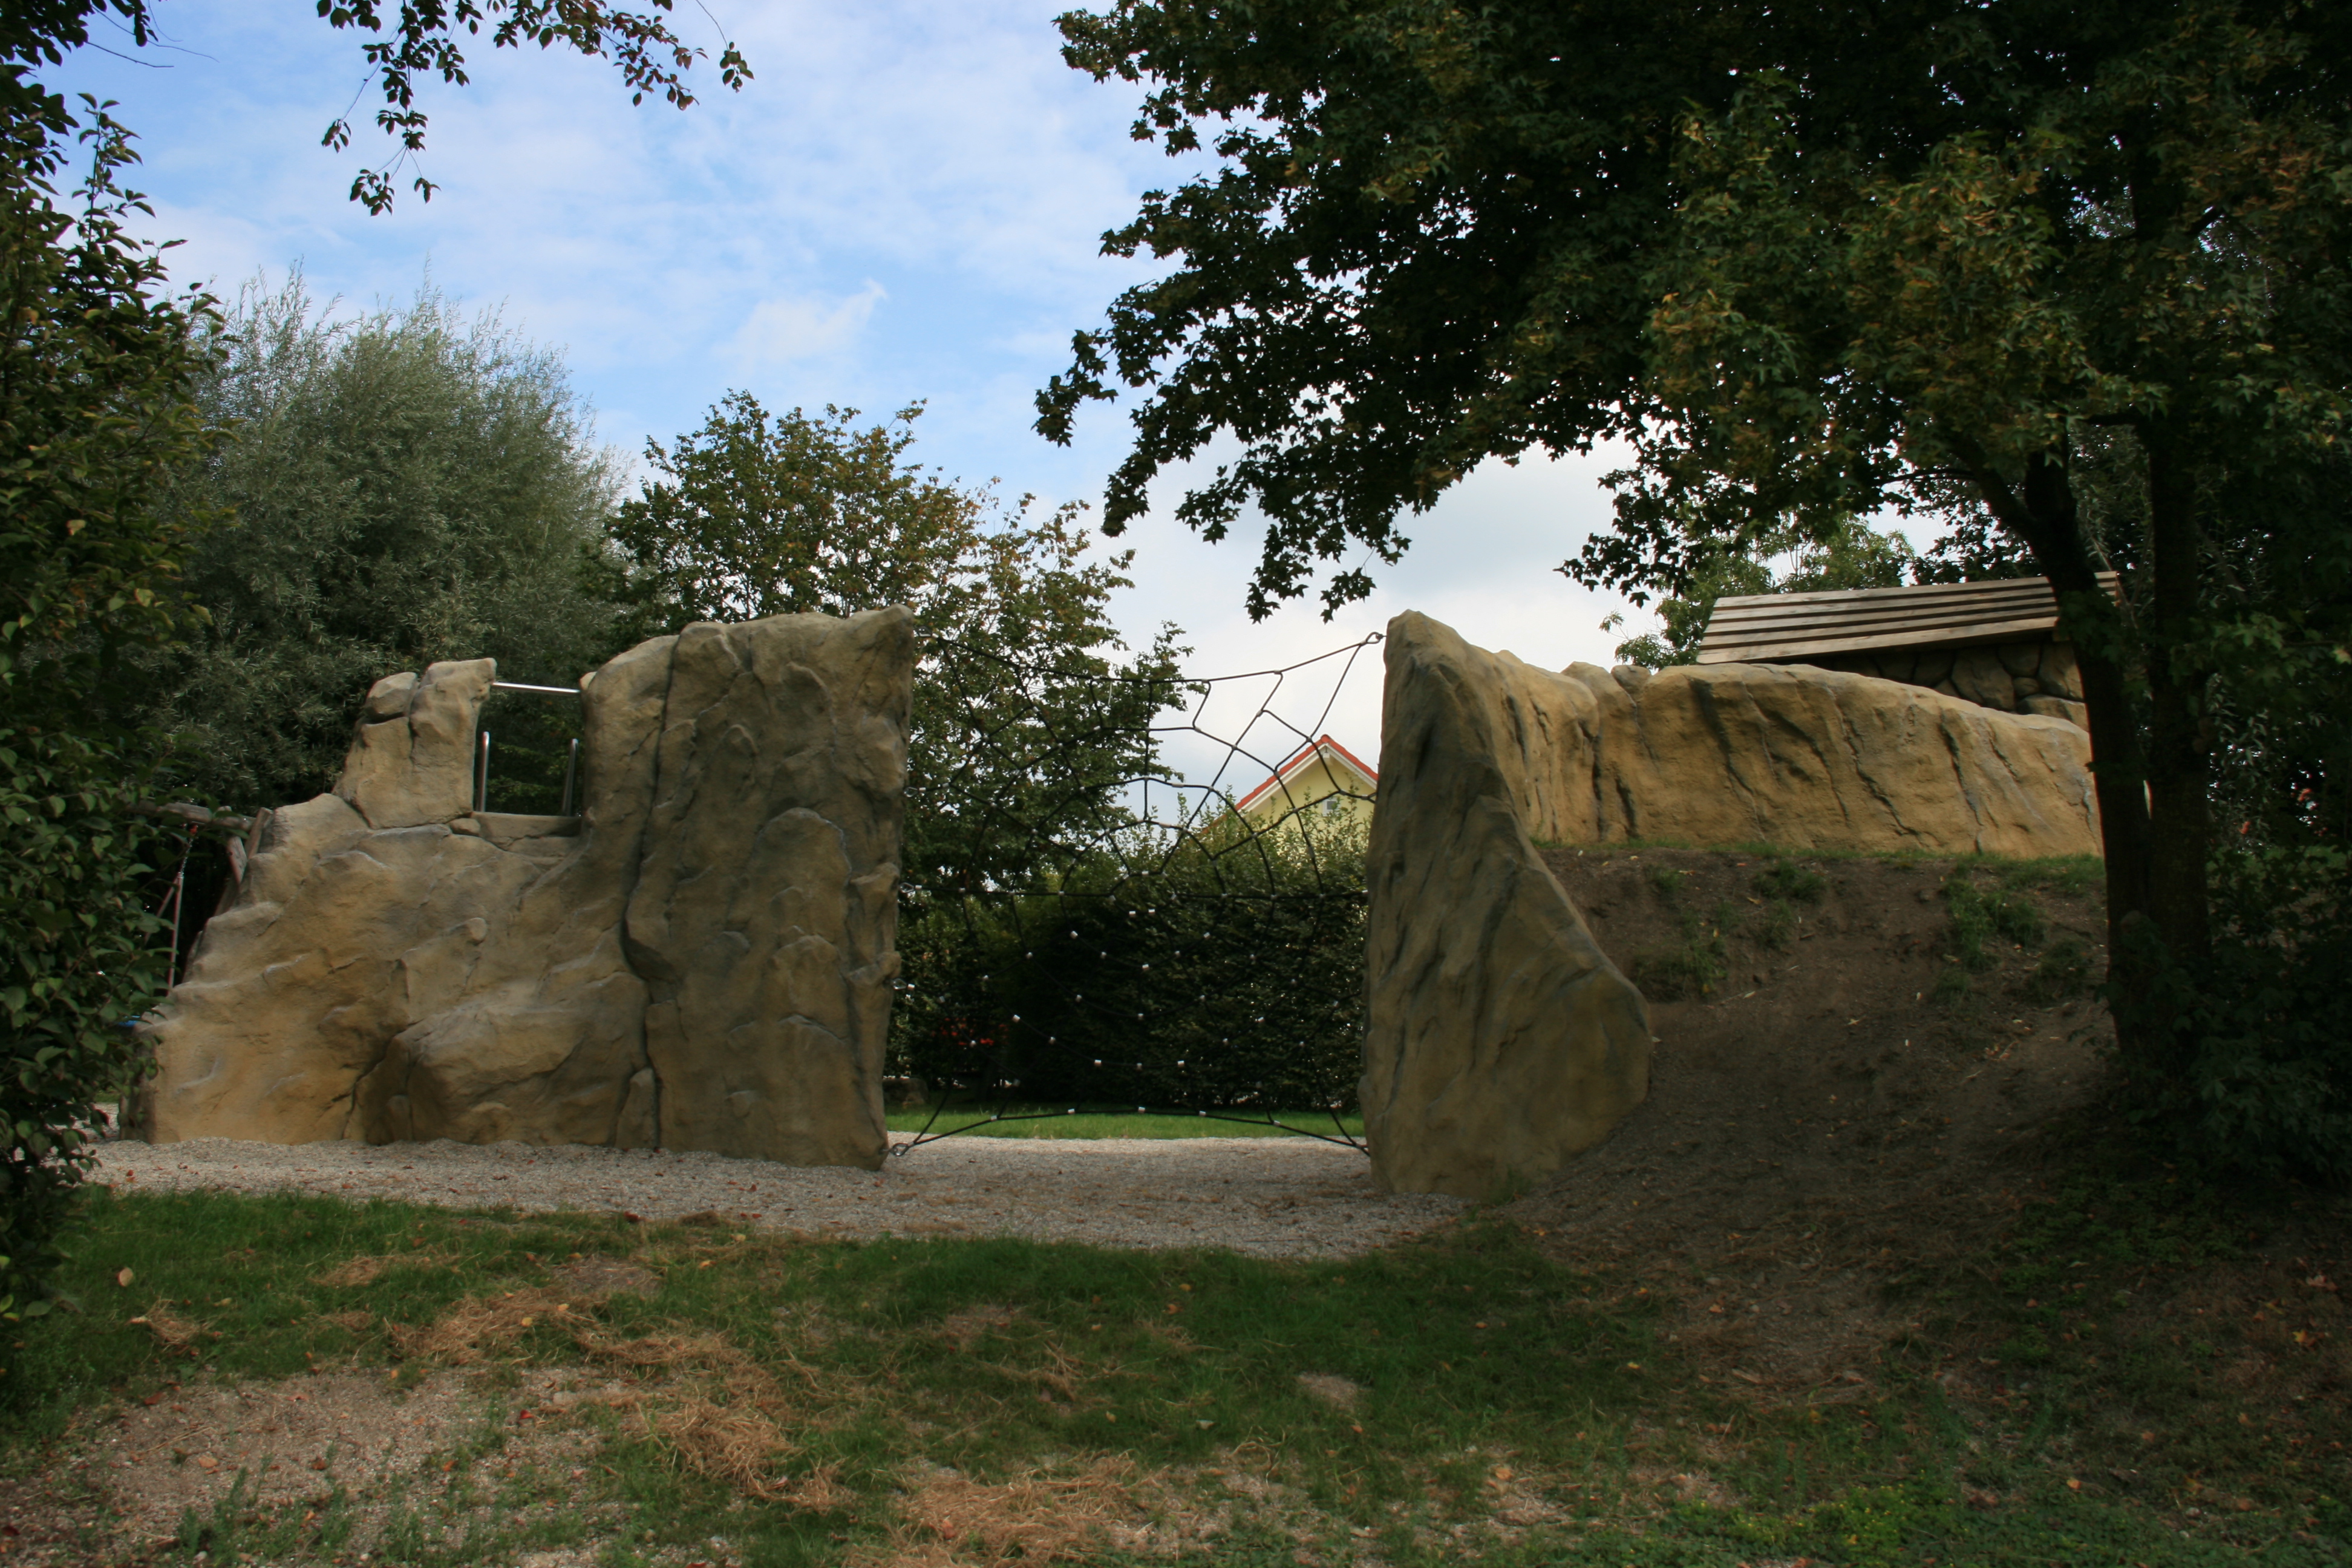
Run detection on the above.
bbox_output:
[1958,443,2158,1045]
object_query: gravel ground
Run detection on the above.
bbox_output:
[90,1130,1463,1258]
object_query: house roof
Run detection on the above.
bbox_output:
[1695,573,2123,666]
[1232,733,1379,814]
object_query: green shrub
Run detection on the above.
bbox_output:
[1746,897,1798,949]
[1646,864,1687,899]
[2026,935,2093,1001]
[1,104,214,1348]
[2126,843,2352,1180]
[1751,858,1827,903]
[1632,903,1733,999]
[1942,872,2045,969]
[1,720,171,1336]
[893,818,1367,1111]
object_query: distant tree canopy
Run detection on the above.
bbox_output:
[1044,0,2352,1086]
[1607,518,1915,670]
[7,2,747,213]
[139,278,619,812]
[606,394,1187,904]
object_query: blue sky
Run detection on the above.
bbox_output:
[43,1,1648,767]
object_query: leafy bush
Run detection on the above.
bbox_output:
[1,100,216,1344]
[2126,844,2352,1181]
[0,722,171,1333]
[893,818,1366,1112]
[137,277,619,814]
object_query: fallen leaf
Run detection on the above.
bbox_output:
[116,1268,134,1289]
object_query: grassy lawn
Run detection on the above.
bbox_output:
[884,1103,1366,1140]
[1,1157,2342,1567]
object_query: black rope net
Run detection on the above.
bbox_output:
[889,632,1384,1152]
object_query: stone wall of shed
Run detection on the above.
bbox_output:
[1797,639,2086,727]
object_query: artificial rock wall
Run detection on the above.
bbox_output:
[1360,612,2104,1200]
[131,609,915,1169]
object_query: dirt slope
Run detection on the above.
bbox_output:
[1510,846,2112,1385]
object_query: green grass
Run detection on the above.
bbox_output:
[1537,836,2108,888]
[1750,858,1829,904]
[884,1104,1367,1139]
[2,1166,2339,1567]
[1630,901,1735,998]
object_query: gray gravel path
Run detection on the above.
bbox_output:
[91,1131,1462,1258]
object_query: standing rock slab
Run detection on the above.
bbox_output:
[338,659,497,828]
[132,609,915,1169]
[1362,616,1653,1201]
[626,613,910,1166]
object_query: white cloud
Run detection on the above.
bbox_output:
[40,0,1653,771]
[725,281,888,369]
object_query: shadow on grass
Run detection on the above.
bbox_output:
[0,1163,2341,1566]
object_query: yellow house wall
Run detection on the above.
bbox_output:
[1237,752,1376,829]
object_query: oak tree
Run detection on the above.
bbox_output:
[1042,0,2352,1071]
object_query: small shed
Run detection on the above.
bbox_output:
[1233,733,1379,829]
[1694,574,2119,725]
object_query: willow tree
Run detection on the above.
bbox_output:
[1041,0,2352,1070]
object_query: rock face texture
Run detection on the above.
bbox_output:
[132,610,915,1168]
[1360,612,2104,1199]
[1472,629,2102,858]
[1362,617,1654,1202]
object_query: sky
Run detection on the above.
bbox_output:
[42,1,1651,779]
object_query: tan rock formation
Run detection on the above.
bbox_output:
[1360,612,2104,1199]
[1486,636,2099,858]
[132,609,915,1169]
[626,615,910,1165]
[1362,616,1654,1201]
[337,659,497,828]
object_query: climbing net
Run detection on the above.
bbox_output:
[889,632,1383,1152]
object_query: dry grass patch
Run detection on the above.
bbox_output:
[615,1390,799,1494]
[883,1457,1158,1564]
[312,1255,391,1288]
[933,1304,1026,1351]
[128,1299,212,1353]
[386,1281,861,1501]
[387,1285,598,1364]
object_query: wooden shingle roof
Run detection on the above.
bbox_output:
[1695,573,2122,666]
